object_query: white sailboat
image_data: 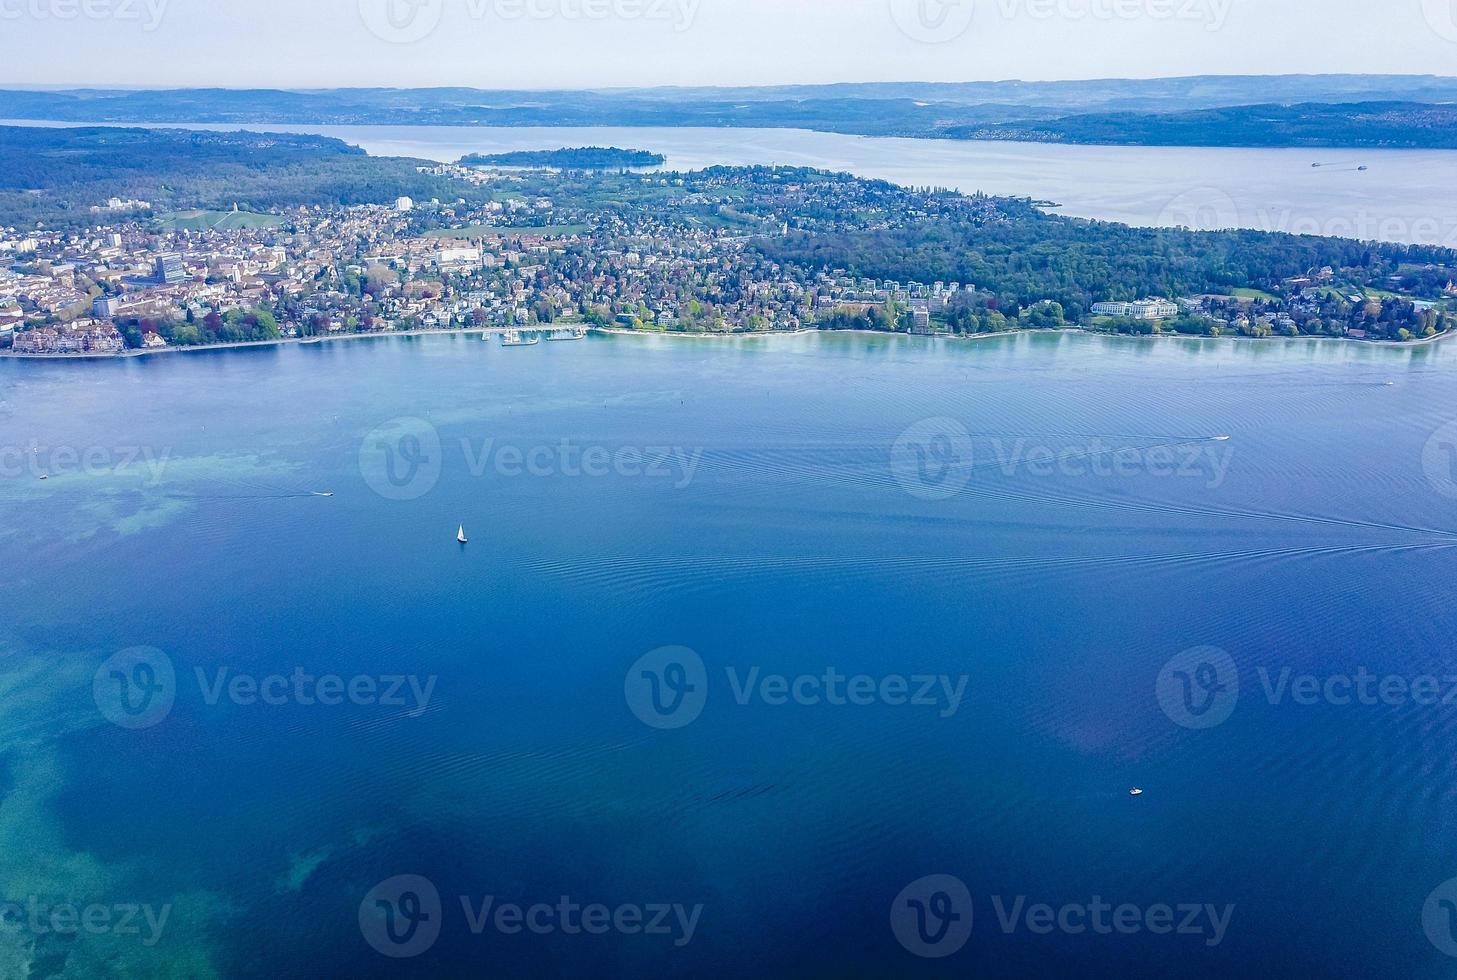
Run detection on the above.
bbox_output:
[457,525,469,545]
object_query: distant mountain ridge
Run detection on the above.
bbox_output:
[3,77,1457,148]
[962,101,1457,149]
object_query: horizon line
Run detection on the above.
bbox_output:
[3,72,1457,94]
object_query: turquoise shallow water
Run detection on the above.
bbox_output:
[3,330,1457,976]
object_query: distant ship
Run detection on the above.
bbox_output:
[457,525,469,545]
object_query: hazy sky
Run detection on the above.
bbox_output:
[5,0,1457,89]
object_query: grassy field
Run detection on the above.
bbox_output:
[1228,287,1280,302]
[158,210,286,231]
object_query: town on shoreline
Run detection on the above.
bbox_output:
[3,141,1454,358]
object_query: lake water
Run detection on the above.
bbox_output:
[9,119,1456,247]
[4,330,1457,976]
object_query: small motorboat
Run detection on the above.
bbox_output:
[311,491,335,498]
[457,525,469,545]
[1130,788,1145,797]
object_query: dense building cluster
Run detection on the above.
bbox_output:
[0,164,1451,355]
[0,167,1003,353]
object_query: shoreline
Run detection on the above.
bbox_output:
[0,326,515,360]
[571,324,1455,348]
[2,323,1448,361]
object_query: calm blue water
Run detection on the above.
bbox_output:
[4,330,1457,976]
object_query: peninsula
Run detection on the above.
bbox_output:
[458,148,666,170]
[2,126,1452,357]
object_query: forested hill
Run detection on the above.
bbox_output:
[754,196,1457,324]
[0,126,476,228]
[459,147,665,169]
[959,102,1457,149]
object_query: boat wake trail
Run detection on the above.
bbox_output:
[161,478,335,501]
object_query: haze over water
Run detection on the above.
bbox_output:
[4,331,1457,976]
